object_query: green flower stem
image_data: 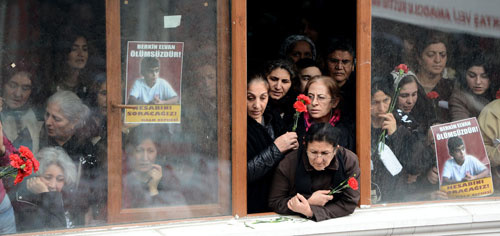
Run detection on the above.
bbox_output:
[0,167,17,179]
[376,87,401,152]
[291,112,300,132]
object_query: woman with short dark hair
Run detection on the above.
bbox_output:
[268,123,360,221]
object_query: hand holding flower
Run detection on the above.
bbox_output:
[379,113,397,135]
[273,132,298,152]
[328,176,359,195]
[307,190,333,206]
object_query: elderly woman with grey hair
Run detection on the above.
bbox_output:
[9,147,78,232]
[39,90,99,225]
[40,90,98,179]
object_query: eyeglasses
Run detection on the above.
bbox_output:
[307,150,334,158]
[307,94,332,103]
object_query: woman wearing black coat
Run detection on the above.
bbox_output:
[247,74,298,213]
[9,147,78,232]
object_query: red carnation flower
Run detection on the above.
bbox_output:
[427,91,439,99]
[19,146,34,160]
[293,101,307,113]
[9,154,23,169]
[395,64,409,73]
[347,177,359,190]
[297,94,311,105]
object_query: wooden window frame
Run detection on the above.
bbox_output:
[105,0,372,222]
[106,0,234,223]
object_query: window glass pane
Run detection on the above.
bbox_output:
[0,0,230,234]
[371,0,500,204]
[0,0,107,233]
[119,0,230,220]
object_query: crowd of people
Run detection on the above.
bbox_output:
[0,27,218,233]
[246,27,500,220]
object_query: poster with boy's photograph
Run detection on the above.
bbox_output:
[124,41,183,123]
[431,117,493,198]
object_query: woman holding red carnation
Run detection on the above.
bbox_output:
[0,122,18,234]
[294,76,355,152]
[247,74,299,213]
[9,147,78,232]
[269,123,360,221]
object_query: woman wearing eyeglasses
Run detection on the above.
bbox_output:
[295,76,354,152]
[268,123,360,221]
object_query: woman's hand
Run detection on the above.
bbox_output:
[274,132,299,153]
[430,190,448,200]
[147,164,163,196]
[27,177,49,194]
[407,174,420,184]
[378,113,397,135]
[287,193,313,218]
[307,190,333,206]
[427,166,439,184]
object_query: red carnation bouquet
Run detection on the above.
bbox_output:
[292,94,312,131]
[0,146,38,185]
[328,175,359,195]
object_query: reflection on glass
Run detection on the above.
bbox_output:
[119,0,225,219]
[371,10,500,203]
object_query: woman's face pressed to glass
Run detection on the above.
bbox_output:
[40,164,65,192]
[132,138,158,173]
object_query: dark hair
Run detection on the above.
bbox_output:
[127,125,161,149]
[305,123,342,148]
[447,136,464,154]
[140,57,160,75]
[264,59,296,80]
[415,32,448,60]
[457,50,493,94]
[1,60,38,102]
[247,73,268,87]
[371,76,394,98]
[324,37,355,59]
[296,58,320,72]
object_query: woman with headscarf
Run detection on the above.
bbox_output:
[280,35,317,63]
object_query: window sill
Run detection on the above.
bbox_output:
[57,200,500,235]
